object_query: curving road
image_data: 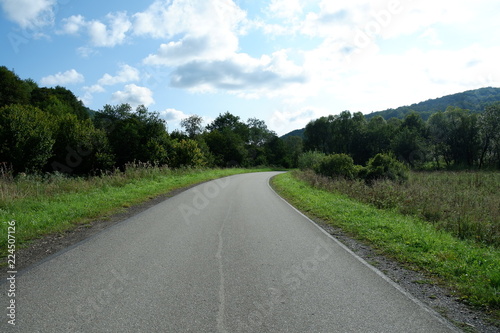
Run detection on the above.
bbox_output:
[2,172,458,332]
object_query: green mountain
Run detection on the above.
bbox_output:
[365,87,500,121]
[281,87,500,138]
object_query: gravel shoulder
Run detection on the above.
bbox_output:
[307,216,500,333]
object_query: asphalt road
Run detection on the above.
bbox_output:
[2,172,459,332]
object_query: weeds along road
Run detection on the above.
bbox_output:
[1,172,459,332]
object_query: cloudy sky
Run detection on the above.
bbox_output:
[1,0,499,135]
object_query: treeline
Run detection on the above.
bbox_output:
[0,67,302,175]
[2,65,499,175]
[304,106,500,169]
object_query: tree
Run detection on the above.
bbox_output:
[180,115,204,138]
[247,118,275,146]
[204,129,247,167]
[282,136,303,168]
[391,113,429,167]
[94,104,170,168]
[304,116,332,153]
[478,103,500,168]
[31,86,90,120]
[0,67,31,107]
[49,114,114,174]
[206,112,248,140]
[0,105,54,173]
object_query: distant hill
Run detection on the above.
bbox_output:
[365,87,500,121]
[281,128,305,139]
[280,87,500,138]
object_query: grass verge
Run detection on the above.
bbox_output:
[272,171,500,317]
[0,167,273,257]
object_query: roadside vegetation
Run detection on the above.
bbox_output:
[0,165,274,257]
[272,170,500,317]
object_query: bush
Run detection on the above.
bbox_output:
[315,153,357,179]
[362,153,409,183]
[298,151,326,170]
[0,104,55,173]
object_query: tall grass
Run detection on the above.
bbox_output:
[296,170,500,247]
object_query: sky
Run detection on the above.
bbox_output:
[1,0,499,136]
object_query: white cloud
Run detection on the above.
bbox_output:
[112,84,154,108]
[269,106,328,136]
[267,0,303,20]
[139,0,246,67]
[59,15,86,35]
[98,64,140,86]
[133,0,246,39]
[143,33,238,66]
[88,12,131,47]
[40,69,84,86]
[59,12,132,48]
[0,0,55,29]
[81,64,141,106]
[81,84,106,106]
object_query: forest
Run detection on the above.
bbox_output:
[1,65,500,175]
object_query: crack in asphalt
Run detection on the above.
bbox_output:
[216,202,232,333]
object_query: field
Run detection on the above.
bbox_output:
[0,164,274,257]
[272,171,500,314]
[295,170,500,247]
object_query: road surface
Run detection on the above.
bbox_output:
[2,172,458,332]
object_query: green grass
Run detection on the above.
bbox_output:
[0,166,274,257]
[296,170,500,247]
[272,171,500,316]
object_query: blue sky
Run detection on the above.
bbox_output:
[1,0,499,135]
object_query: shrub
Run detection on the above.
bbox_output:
[315,153,357,179]
[0,104,55,173]
[363,153,409,183]
[298,151,326,170]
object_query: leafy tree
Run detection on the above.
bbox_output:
[0,105,54,173]
[206,111,249,140]
[304,116,332,154]
[443,107,480,167]
[478,103,500,168]
[49,114,114,174]
[94,104,170,168]
[428,112,452,167]
[204,129,247,167]
[247,118,275,146]
[180,115,204,138]
[31,86,90,120]
[282,136,303,168]
[264,136,287,167]
[0,67,31,107]
[391,113,429,167]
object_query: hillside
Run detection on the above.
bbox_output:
[281,87,500,138]
[365,87,500,121]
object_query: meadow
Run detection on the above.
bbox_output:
[295,170,500,247]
